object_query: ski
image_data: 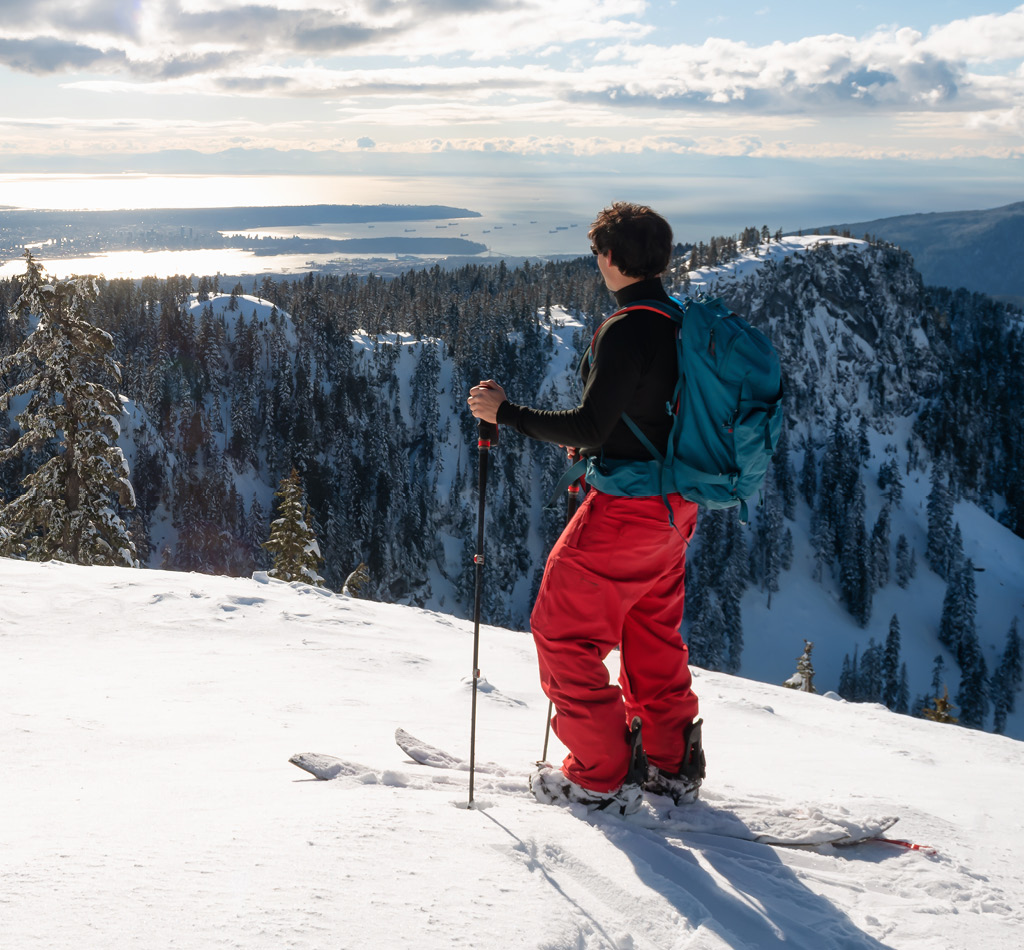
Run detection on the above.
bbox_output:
[393,729,900,847]
[290,730,901,848]
[394,727,512,776]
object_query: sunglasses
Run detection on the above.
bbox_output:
[590,244,602,255]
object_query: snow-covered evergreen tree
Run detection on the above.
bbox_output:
[263,469,324,586]
[925,464,954,579]
[870,504,891,590]
[782,639,816,693]
[895,662,910,715]
[877,449,904,507]
[938,558,977,659]
[838,647,858,701]
[839,481,872,626]
[722,510,747,673]
[955,622,989,729]
[992,618,1022,735]
[749,470,783,606]
[856,417,871,465]
[882,614,902,710]
[772,427,797,520]
[859,638,884,704]
[894,533,915,588]
[798,434,817,508]
[0,254,137,567]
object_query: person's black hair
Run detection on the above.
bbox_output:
[588,202,673,278]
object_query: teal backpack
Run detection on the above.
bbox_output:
[553,295,783,524]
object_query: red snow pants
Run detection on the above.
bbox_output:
[531,488,699,793]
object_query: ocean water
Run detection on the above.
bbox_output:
[3,169,1018,281]
[0,173,606,279]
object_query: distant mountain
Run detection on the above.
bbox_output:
[811,201,1024,305]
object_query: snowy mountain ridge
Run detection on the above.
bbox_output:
[3,237,1021,739]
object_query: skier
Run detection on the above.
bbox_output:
[468,201,704,815]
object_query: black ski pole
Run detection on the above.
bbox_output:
[539,450,580,765]
[469,418,498,806]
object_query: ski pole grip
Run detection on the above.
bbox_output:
[478,420,498,447]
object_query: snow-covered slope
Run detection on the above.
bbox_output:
[2,557,1022,949]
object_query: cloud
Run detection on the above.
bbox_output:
[0,37,125,74]
[0,0,142,40]
[2,1,1023,165]
[2,0,653,64]
[922,6,1024,62]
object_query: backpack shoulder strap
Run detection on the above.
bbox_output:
[585,297,685,360]
[614,296,687,462]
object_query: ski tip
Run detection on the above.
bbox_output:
[289,751,349,780]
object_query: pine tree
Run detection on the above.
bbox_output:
[923,687,958,724]
[749,471,783,606]
[0,254,137,567]
[955,623,988,729]
[780,527,794,572]
[895,534,915,588]
[992,618,1022,735]
[857,417,871,465]
[721,511,747,673]
[877,451,904,507]
[937,559,977,660]
[782,639,816,693]
[882,614,902,709]
[859,638,884,704]
[955,558,978,669]
[839,482,871,626]
[772,426,797,520]
[263,469,324,586]
[799,435,817,507]
[947,522,965,582]
[870,504,891,590]
[925,464,954,579]
[685,536,728,672]
[929,654,946,702]
[343,561,371,598]
[838,647,858,701]
[895,662,910,715]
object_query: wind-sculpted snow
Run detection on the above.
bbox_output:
[2,558,1022,950]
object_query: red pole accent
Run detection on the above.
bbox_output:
[870,837,939,857]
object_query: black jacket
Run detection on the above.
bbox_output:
[496,277,678,460]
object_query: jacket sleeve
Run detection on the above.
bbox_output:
[495,317,645,451]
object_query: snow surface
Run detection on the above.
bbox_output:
[3,558,1022,949]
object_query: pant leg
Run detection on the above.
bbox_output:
[618,498,699,772]
[531,491,631,792]
[531,491,697,792]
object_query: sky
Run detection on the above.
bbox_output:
[0,1,1022,223]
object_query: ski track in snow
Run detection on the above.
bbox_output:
[2,558,1022,950]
